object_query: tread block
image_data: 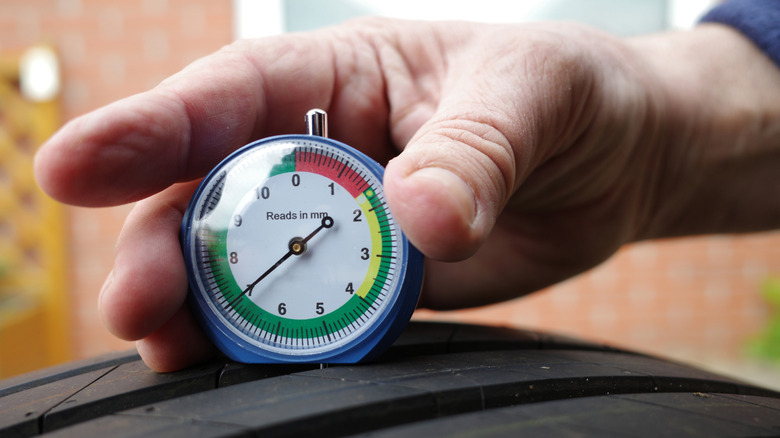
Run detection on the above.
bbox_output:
[112,374,436,437]
[0,366,115,437]
[616,392,780,430]
[217,362,317,388]
[40,359,225,432]
[44,413,244,438]
[0,350,139,398]
[353,393,780,437]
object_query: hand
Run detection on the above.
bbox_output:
[34,18,780,371]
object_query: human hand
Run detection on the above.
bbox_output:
[34,18,780,371]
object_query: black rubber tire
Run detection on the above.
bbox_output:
[2,321,780,437]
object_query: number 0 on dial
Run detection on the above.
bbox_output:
[181,110,423,363]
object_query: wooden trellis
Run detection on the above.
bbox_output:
[0,48,69,378]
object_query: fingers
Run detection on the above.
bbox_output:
[386,141,506,262]
[384,81,524,261]
[100,180,219,372]
[99,182,198,341]
[384,23,609,262]
[383,23,528,262]
[135,305,217,373]
[35,35,335,207]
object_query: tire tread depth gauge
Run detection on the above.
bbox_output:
[181,109,424,363]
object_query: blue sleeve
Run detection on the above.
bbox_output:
[700,0,780,68]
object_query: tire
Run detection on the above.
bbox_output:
[2,321,779,437]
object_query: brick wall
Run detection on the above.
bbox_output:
[418,232,780,369]
[1,0,233,359]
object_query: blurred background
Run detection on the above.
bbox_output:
[1,0,779,391]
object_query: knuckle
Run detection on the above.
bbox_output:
[423,117,516,206]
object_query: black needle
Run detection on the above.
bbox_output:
[227,216,334,309]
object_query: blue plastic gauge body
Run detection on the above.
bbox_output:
[180,111,423,363]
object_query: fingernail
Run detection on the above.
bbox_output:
[406,167,477,227]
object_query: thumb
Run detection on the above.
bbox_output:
[384,105,520,262]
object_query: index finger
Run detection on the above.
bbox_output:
[34,34,342,207]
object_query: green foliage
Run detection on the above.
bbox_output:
[763,276,780,306]
[747,276,780,361]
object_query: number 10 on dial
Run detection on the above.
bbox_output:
[181,109,423,363]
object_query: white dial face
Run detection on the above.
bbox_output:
[187,138,404,356]
[227,171,371,320]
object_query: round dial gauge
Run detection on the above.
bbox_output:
[181,110,423,363]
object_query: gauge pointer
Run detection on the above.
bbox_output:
[227,216,334,309]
